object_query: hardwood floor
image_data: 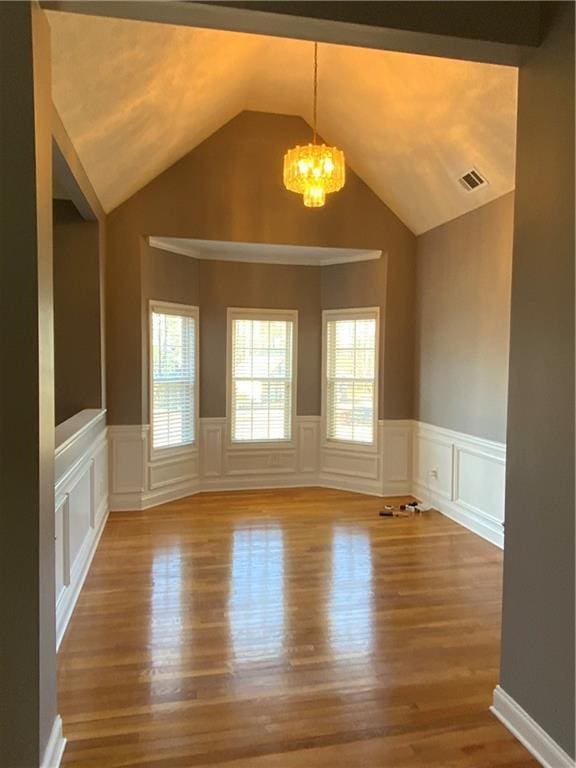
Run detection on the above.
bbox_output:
[58,487,536,767]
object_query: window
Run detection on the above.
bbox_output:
[323,308,379,446]
[150,301,198,451]
[228,309,297,443]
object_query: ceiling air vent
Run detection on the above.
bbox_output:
[458,168,488,192]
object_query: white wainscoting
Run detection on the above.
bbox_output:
[108,424,199,510]
[319,420,412,497]
[54,409,108,649]
[108,418,505,548]
[413,421,506,547]
[109,417,412,508]
[200,415,321,491]
[110,417,319,507]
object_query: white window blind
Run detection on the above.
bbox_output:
[325,311,378,444]
[151,305,197,450]
[230,313,295,442]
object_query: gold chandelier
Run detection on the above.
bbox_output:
[283,43,346,208]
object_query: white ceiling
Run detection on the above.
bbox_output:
[149,237,382,266]
[47,10,518,234]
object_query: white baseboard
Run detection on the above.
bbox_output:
[318,474,384,497]
[199,474,316,493]
[110,481,199,511]
[413,481,504,548]
[491,686,575,768]
[382,480,413,497]
[41,714,66,768]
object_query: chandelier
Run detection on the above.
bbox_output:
[283,43,346,207]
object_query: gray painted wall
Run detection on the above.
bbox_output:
[107,111,417,425]
[0,4,57,765]
[141,244,402,420]
[53,200,102,424]
[414,193,514,442]
[197,259,321,418]
[141,244,322,418]
[500,2,575,757]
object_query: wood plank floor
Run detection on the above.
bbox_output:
[58,487,537,767]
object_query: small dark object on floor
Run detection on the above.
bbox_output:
[379,501,431,518]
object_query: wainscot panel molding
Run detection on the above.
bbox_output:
[413,421,506,548]
[382,420,413,495]
[55,409,108,649]
[199,416,320,491]
[109,424,198,510]
[319,420,412,497]
[109,418,412,504]
[491,686,576,768]
[109,419,505,549]
[40,714,66,768]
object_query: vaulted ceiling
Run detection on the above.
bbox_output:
[47,10,518,234]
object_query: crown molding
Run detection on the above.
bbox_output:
[148,236,382,267]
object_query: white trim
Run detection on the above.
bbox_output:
[415,420,507,458]
[318,475,385,497]
[226,307,298,449]
[412,420,505,548]
[109,423,199,511]
[199,474,317,493]
[452,444,505,524]
[491,686,575,768]
[148,300,199,459]
[55,417,109,649]
[414,480,503,547]
[381,419,412,495]
[148,236,382,267]
[108,418,506,553]
[56,497,108,649]
[55,431,107,499]
[109,417,408,509]
[55,408,106,457]
[321,306,380,454]
[40,715,66,768]
[109,424,148,494]
[111,481,199,511]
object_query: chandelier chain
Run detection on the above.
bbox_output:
[313,42,318,144]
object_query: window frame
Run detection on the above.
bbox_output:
[226,307,298,450]
[321,306,380,453]
[148,299,199,460]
